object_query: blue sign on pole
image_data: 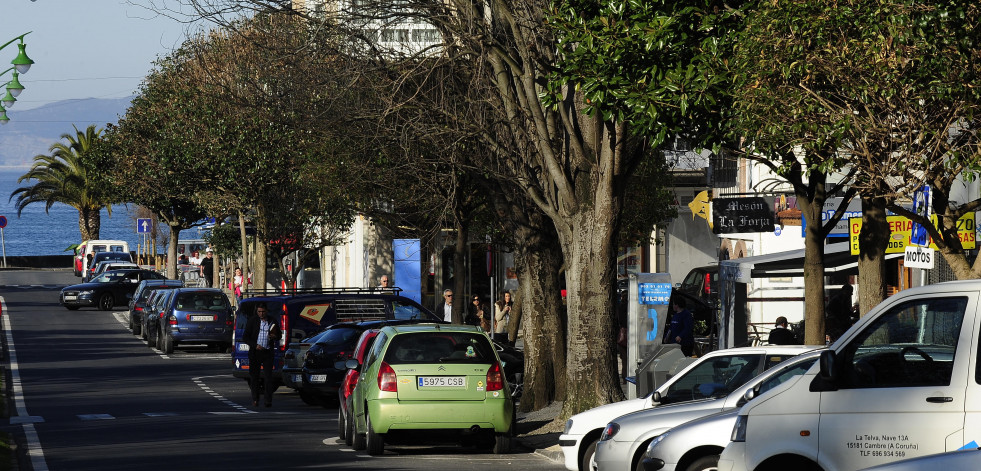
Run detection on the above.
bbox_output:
[638,282,673,305]
[137,218,152,234]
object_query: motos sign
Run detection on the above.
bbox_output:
[904,246,934,269]
[849,213,976,255]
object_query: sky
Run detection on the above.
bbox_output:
[5,0,208,112]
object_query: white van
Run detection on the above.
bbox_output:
[81,240,130,274]
[718,279,981,471]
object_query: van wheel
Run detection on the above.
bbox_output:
[685,455,720,471]
[365,411,384,455]
[98,293,114,311]
[580,439,597,471]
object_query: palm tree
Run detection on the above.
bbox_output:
[9,125,111,240]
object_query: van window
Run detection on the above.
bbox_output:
[661,354,762,404]
[392,300,428,320]
[841,297,966,388]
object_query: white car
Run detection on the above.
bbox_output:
[639,351,821,471]
[558,345,817,471]
[594,350,821,471]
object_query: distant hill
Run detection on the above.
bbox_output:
[0,97,133,168]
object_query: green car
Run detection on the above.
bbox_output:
[348,324,515,455]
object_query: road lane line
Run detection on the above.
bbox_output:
[2,297,50,471]
[192,375,256,414]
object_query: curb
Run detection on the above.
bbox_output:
[532,444,564,463]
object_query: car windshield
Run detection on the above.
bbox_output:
[384,331,496,365]
[175,292,229,311]
[93,271,130,283]
[660,354,762,404]
[317,327,364,347]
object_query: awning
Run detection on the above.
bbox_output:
[720,242,903,282]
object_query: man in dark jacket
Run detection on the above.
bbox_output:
[666,296,695,356]
[767,316,797,345]
[243,303,281,407]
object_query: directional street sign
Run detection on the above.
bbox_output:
[137,218,152,234]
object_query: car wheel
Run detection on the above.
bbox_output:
[65,306,80,311]
[98,293,114,311]
[685,455,720,471]
[580,438,598,471]
[131,318,142,335]
[147,327,157,348]
[162,333,175,354]
[633,438,655,471]
[337,408,347,440]
[493,409,515,454]
[344,409,355,446]
[352,415,367,451]
[365,410,384,455]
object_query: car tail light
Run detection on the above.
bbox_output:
[486,362,504,391]
[280,303,288,350]
[378,362,397,392]
[704,273,711,295]
[344,371,359,398]
[135,306,143,312]
[168,315,177,326]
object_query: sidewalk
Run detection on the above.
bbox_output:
[514,380,631,464]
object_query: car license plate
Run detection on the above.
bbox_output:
[189,315,214,321]
[64,295,77,301]
[418,376,466,388]
[309,374,327,383]
[292,374,302,383]
[238,343,250,352]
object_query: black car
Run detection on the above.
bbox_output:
[84,251,135,282]
[128,279,184,335]
[295,319,433,406]
[61,269,167,310]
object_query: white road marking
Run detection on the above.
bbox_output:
[78,414,115,421]
[192,375,256,414]
[2,297,50,471]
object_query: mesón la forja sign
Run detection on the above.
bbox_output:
[849,213,976,255]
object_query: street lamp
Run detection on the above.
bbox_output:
[0,32,33,125]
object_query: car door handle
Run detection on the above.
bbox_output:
[926,396,953,403]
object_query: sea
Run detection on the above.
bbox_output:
[0,168,203,257]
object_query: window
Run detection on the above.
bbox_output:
[662,354,762,404]
[758,357,818,396]
[392,301,427,320]
[841,297,966,388]
[384,332,495,365]
[411,29,439,43]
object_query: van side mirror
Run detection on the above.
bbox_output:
[819,350,837,382]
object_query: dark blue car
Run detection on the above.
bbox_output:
[231,288,442,392]
[61,269,167,311]
[155,287,234,354]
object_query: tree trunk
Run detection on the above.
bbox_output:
[167,225,181,280]
[858,196,889,316]
[797,173,828,346]
[239,211,250,289]
[254,239,267,292]
[514,223,566,412]
[452,218,468,324]
[79,207,101,241]
[557,205,624,419]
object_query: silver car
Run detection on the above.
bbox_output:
[640,351,821,471]
[593,350,822,471]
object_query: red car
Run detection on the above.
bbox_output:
[337,329,380,445]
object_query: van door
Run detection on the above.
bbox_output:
[817,294,976,470]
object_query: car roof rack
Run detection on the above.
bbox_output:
[242,287,403,298]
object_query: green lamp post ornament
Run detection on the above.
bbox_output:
[0,32,34,125]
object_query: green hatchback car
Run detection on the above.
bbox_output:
[348,324,515,455]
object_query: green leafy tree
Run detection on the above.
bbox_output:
[10,125,112,241]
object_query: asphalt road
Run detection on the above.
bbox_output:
[0,269,562,471]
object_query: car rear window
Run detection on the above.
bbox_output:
[175,292,229,311]
[384,332,496,365]
[317,327,364,347]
